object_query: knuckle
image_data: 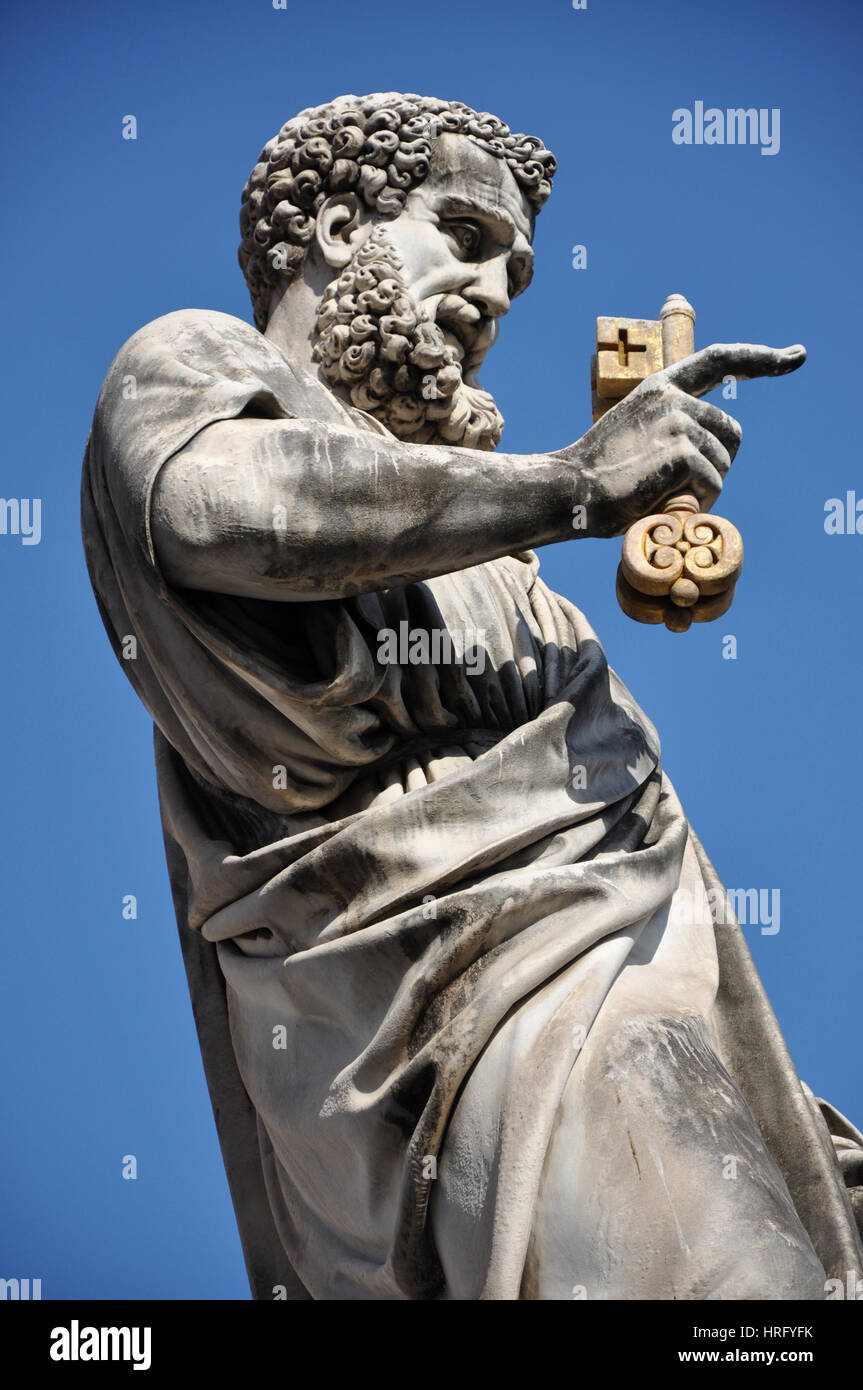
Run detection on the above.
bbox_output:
[694,458,722,491]
[639,377,665,405]
[701,403,741,447]
[669,437,699,468]
[713,404,741,435]
[664,407,692,436]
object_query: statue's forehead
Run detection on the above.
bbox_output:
[419,134,534,241]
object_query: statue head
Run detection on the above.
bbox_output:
[238,93,556,449]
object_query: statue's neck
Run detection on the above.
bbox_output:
[264,266,329,378]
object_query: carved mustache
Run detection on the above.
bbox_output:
[432,294,486,357]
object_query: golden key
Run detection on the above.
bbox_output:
[590,294,743,633]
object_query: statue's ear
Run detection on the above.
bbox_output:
[315,193,365,269]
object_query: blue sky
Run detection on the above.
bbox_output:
[1,0,860,1299]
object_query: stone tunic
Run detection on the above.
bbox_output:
[82,309,863,1299]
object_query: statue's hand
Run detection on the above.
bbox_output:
[565,342,806,539]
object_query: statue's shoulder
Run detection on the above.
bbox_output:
[94,307,361,440]
[107,308,273,376]
[98,308,328,419]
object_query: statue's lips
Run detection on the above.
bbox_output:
[423,292,489,368]
[437,313,495,371]
[441,327,466,362]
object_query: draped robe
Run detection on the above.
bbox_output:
[82,309,863,1300]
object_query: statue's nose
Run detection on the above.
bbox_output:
[463,258,510,320]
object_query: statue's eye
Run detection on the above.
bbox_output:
[444,221,482,259]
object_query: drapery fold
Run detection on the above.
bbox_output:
[83,308,862,1299]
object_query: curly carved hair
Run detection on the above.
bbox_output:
[238,92,557,331]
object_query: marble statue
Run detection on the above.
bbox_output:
[81,92,863,1300]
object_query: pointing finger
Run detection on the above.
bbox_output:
[660,343,806,398]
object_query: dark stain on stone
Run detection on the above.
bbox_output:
[627,1128,641,1178]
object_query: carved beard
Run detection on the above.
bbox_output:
[312,226,504,451]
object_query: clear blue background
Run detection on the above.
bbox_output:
[1,0,860,1299]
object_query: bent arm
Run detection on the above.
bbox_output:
[150,416,586,600]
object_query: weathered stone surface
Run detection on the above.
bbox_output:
[81,92,862,1300]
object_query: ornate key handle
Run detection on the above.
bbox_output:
[591,294,744,633]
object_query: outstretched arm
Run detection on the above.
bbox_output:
[152,415,584,601]
[150,344,804,601]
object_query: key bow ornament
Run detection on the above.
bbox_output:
[617,492,742,632]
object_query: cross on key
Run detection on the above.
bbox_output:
[594,315,664,406]
[616,327,644,367]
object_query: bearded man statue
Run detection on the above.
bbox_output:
[81,92,863,1301]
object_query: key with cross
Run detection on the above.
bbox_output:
[591,317,664,412]
[590,293,744,633]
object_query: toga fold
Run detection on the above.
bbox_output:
[82,309,862,1300]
